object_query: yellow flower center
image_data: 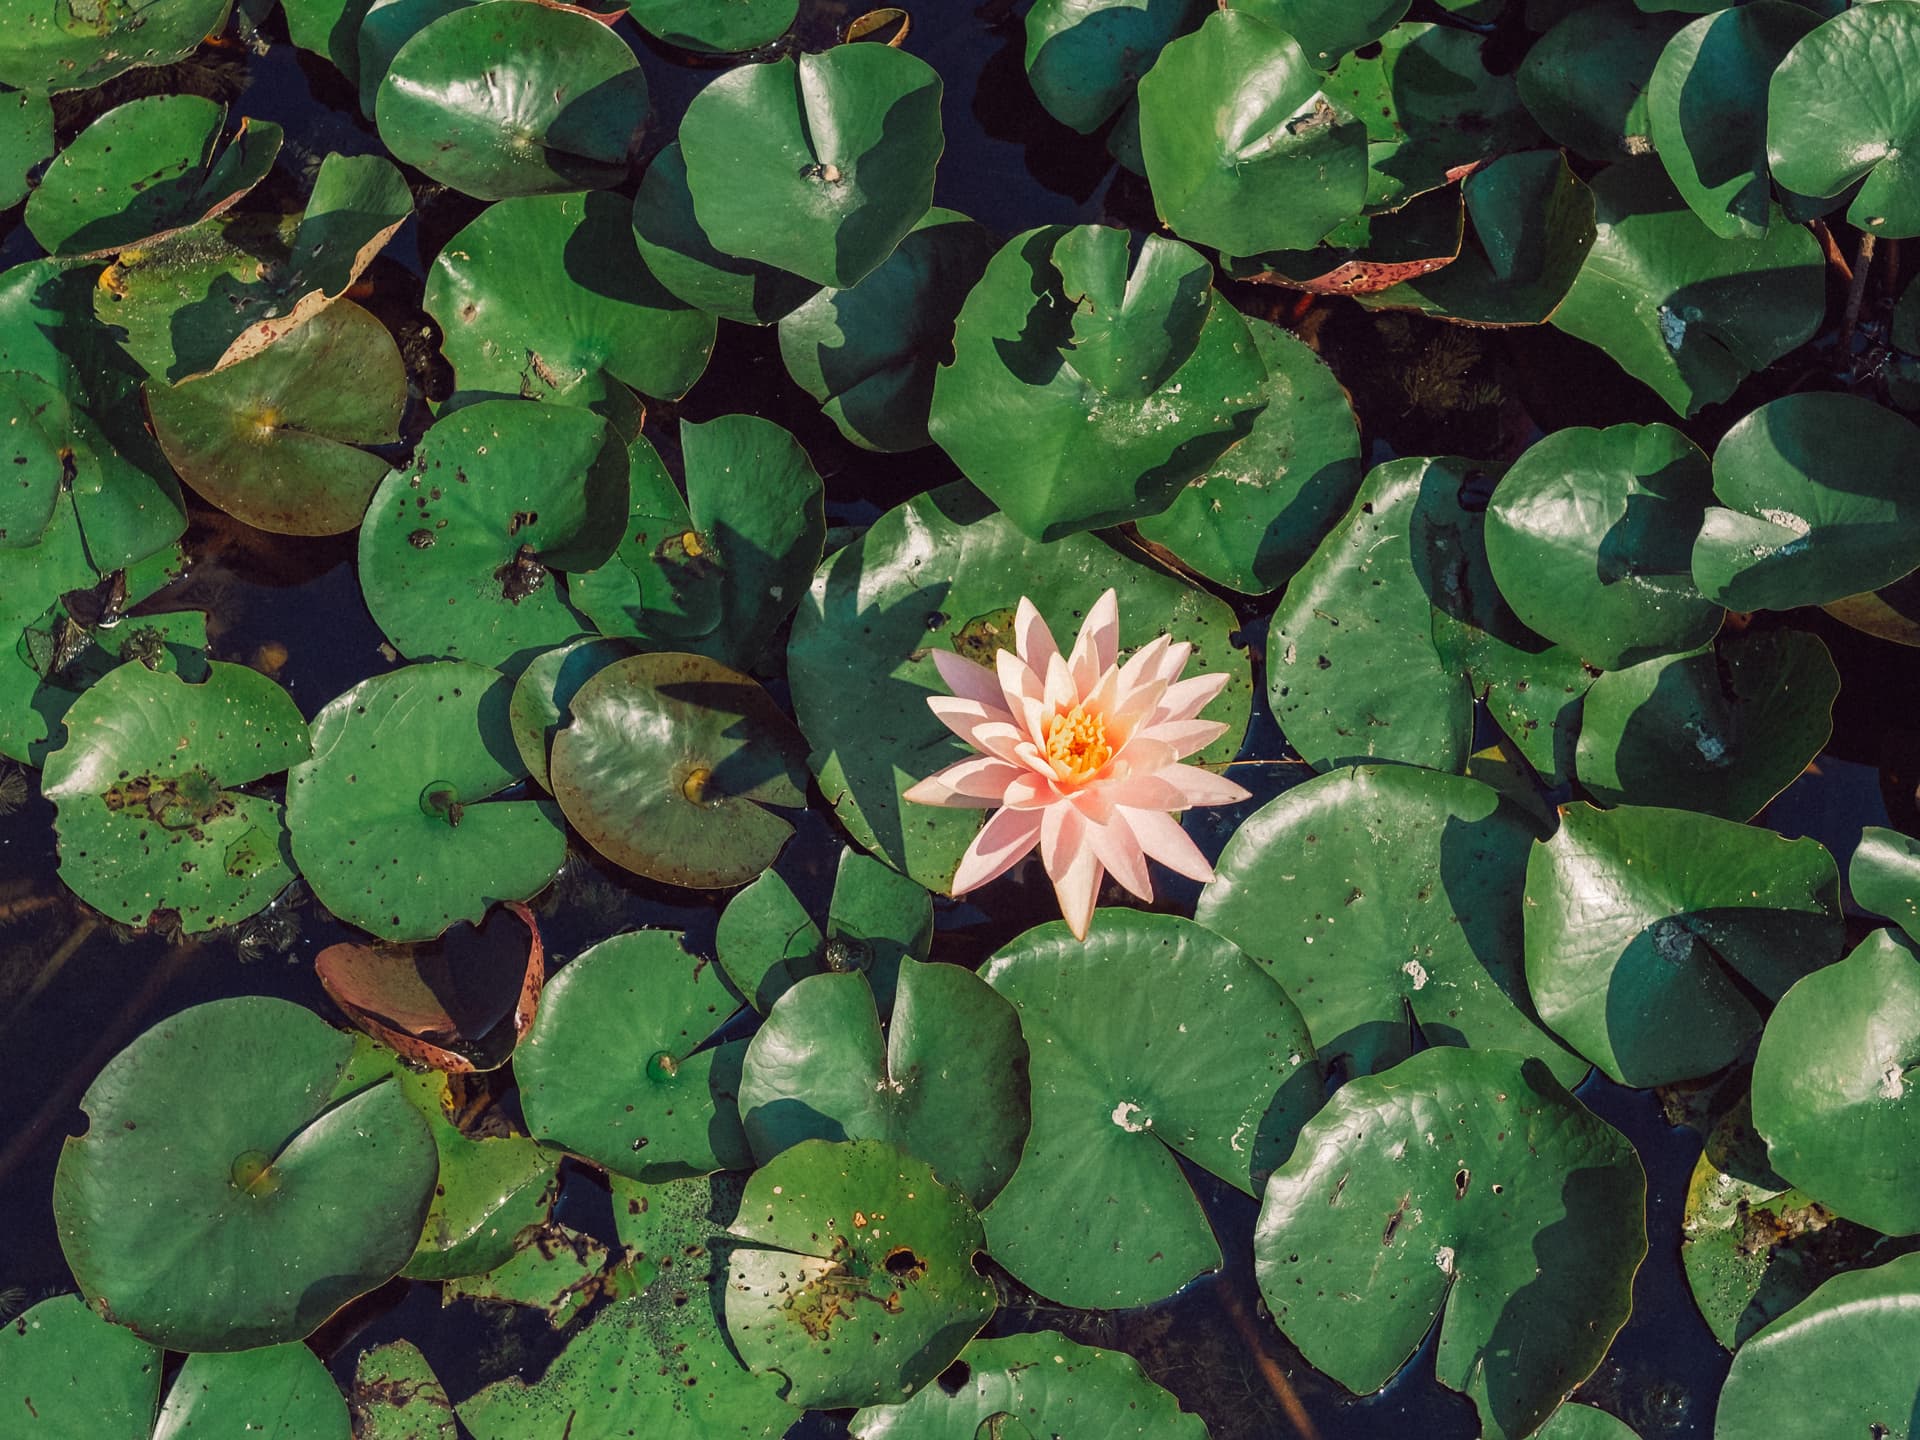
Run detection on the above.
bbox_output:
[1044,705,1112,785]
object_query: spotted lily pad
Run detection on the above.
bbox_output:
[0,1294,158,1436]
[0,87,53,211]
[52,995,438,1351]
[351,1341,457,1440]
[0,0,233,94]
[0,369,73,548]
[1232,0,1410,68]
[980,911,1320,1308]
[443,1221,610,1327]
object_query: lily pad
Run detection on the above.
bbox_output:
[351,1341,457,1440]
[980,911,1321,1308]
[1516,2,1683,161]
[1574,629,1838,820]
[1752,928,1920,1237]
[1524,802,1843,1087]
[156,1346,354,1437]
[518,928,753,1180]
[0,1294,159,1437]
[724,1137,996,1410]
[1231,0,1410,68]
[0,369,73,548]
[1023,0,1200,133]
[0,0,232,94]
[443,1221,610,1327]
[1254,1045,1647,1440]
[376,2,648,200]
[426,190,715,411]
[1538,1407,1641,1440]
[627,0,796,52]
[1850,826,1920,942]
[53,995,438,1351]
[679,43,944,289]
[507,634,635,793]
[0,86,52,211]
[43,660,307,933]
[1223,183,1465,297]
[1692,392,1920,612]
[287,660,568,942]
[147,297,405,536]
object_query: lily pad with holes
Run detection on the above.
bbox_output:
[0,1294,159,1437]
[358,400,623,672]
[52,995,438,1352]
[288,661,568,942]
[1484,422,1722,670]
[1023,0,1199,133]
[1575,629,1838,820]
[980,911,1321,1308]
[376,2,648,200]
[0,86,52,211]
[739,958,1029,1208]
[147,298,405,536]
[1516,2,1682,161]
[1524,803,1842,1088]
[725,1138,997,1410]
[507,634,635,792]
[43,660,308,933]
[1752,929,1920,1237]
[443,1222,609,1327]
[0,0,233,94]
[1232,0,1410,68]
[548,651,810,888]
[1254,1046,1646,1440]
[1137,10,1368,257]
[627,0,797,52]
[679,43,943,289]
[351,1341,457,1440]
[850,1330,1208,1439]
[25,96,280,260]
[788,483,1251,894]
[426,190,715,411]
[1851,827,1920,942]
[1692,393,1920,612]
[1197,765,1587,1086]
[517,928,753,1181]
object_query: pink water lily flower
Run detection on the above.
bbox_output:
[903,589,1250,940]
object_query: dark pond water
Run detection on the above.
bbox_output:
[2,2,1917,1437]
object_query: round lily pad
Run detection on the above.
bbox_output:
[358,400,623,672]
[25,96,281,260]
[548,651,810,888]
[1692,392,1920,612]
[1484,421,1722,670]
[1752,929,1920,1237]
[507,634,635,792]
[1538,1407,1641,1440]
[1023,0,1198,133]
[0,85,52,211]
[627,0,796,52]
[43,660,308,933]
[1234,0,1410,68]
[1574,629,1839,820]
[1850,826,1920,943]
[1524,802,1843,1087]
[0,0,231,94]
[980,911,1321,1309]
[724,1137,996,1410]
[1255,1045,1647,1440]
[1516,2,1682,161]
[53,995,438,1352]
[0,1294,159,1437]
[287,661,568,942]
[152,1345,353,1437]
[680,43,944,289]
[426,190,715,410]
[147,298,405,536]
[739,958,1029,1208]
[0,369,72,548]
[376,2,648,200]
[1198,765,1586,1086]
[517,927,752,1181]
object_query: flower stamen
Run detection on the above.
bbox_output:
[1044,704,1112,785]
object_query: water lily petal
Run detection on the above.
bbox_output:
[995,647,1050,743]
[1014,596,1062,677]
[1118,806,1216,883]
[1085,811,1154,902]
[1040,801,1103,941]
[951,804,1044,895]
[1158,763,1252,808]
[1066,588,1119,698]
[902,755,1025,807]
[928,696,1020,759]
[1042,649,1077,714]
[932,647,1006,709]
[1152,670,1232,726]
[1135,717,1229,758]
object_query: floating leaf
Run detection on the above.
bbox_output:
[443,1222,609,1327]
[0,1295,159,1437]
[53,995,437,1351]
[980,911,1320,1308]
[1223,184,1465,297]
[1850,826,1920,943]
[627,0,796,52]
[1231,0,1411,68]
[0,0,232,94]
[507,634,635,793]
[351,1341,457,1440]
[1537,1407,1641,1440]
[1023,0,1199,133]
[0,369,72,549]
[0,86,52,211]
[1255,1046,1646,1440]
[1516,2,1683,161]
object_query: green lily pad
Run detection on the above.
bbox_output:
[0,86,52,211]
[1538,1407,1641,1440]
[43,660,307,933]
[1133,314,1362,595]
[0,0,232,94]
[352,1341,457,1440]
[358,400,624,672]
[1255,1045,1646,1440]
[630,143,817,326]
[1231,0,1410,68]
[779,208,996,453]
[285,0,376,87]
[1549,158,1823,416]
[724,1137,996,1410]
[1714,1251,1920,1439]
[0,1294,159,1437]
[376,2,648,200]
[1752,928,1920,1237]
[443,1221,610,1327]
[1850,826,1920,942]
[716,868,825,1012]
[507,634,635,793]
[1524,802,1843,1087]
[980,911,1320,1309]
[426,190,715,411]
[53,995,438,1351]
[287,660,568,941]
[147,297,404,536]
[679,43,943,289]
[1516,2,1683,161]
[627,0,796,52]
[850,1330,1207,1439]
[517,927,753,1180]
[157,1346,353,1437]
[549,651,809,888]
[1574,629,1838,820]
[1692,392,1920,612]
[739,958,1029,1208]
[928,226,1269,541]
[1484,421,1722,670]
[1138,10,1368,256]
[1197,765,1587,1086]
[1768,2,1920,238]
[1023,0,1199,133]
[25,96,280,260]
[1222,182,1466,297]
[96,213,296,382]
[0,369,72,548]
[788,483,1251,894]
